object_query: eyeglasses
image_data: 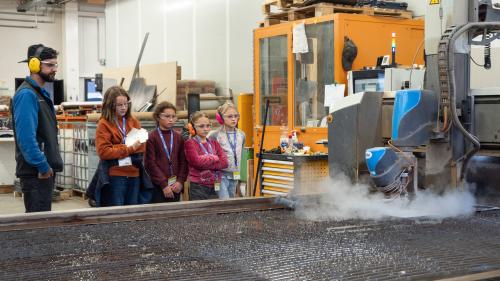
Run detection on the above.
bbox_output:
[195,124,211,129]
[159,114,177,120]
[224,114,240,119]
[41,61,58,69]
[115,101,131,108]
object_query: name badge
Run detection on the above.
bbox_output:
[168,176,177,186]
[214,181,221,192]
[233,171,241,180]
[118,157,132,167]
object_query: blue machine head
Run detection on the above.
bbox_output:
[366,147,390,176]
[391,90,437,147]
[366,147,403,188]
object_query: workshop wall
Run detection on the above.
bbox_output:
[0,1,104,102]
[0,0,63,96]
[105,0,262,96]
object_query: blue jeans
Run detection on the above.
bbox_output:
[105,176,140,206]
[138,189,153,204]
[219,174,238,199]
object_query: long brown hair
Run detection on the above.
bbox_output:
[101,86,132,122]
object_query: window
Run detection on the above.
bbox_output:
[260,35,288,126]
[294,21,334,128]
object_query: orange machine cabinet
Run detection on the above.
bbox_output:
[237,93,254,147]
[253,13,424,195]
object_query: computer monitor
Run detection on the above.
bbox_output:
[84,78,102,101]
[348,69,385,95]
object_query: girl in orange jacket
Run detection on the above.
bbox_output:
[95,86,145,206]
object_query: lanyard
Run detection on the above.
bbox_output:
[115,116,126,144]
[157,128,174,174]
[194,136,213,155]
[226,130,238,167]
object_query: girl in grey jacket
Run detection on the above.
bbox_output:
[209,102,246,199]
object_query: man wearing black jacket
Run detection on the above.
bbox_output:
[12,44,63,212]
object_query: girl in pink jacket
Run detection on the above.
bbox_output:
[184,111,228,200]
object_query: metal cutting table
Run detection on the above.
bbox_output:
[0,198,499,280]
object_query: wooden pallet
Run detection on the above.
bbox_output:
[51,189,72,202]
[262,0,310,14]
[263,3,412,26]
[0,185,14,194]
[370,6,413,18]
[72,188,88,200]
[262,0,294,14]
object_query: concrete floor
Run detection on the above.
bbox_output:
[0,193,90,215]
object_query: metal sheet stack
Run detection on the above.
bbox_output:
[73,123,88,191]
[86,122,98,191]
[86,120,158,191]
[55,123,74,189]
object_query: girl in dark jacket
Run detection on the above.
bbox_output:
[184,111,228,200]
[144,102,187,203]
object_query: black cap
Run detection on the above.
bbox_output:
[18,44,57,63]
[342,36,358,71]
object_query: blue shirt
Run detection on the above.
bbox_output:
[12,77,55,174]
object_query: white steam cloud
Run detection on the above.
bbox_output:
[293,174,476,221]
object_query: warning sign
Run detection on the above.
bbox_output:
[430,0,440,4]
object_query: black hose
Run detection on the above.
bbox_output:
[446,23,500,180]
[253,99,270,197]
[448,29,478,180]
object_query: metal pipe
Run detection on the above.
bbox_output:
[0,17,53,23]
[60,101,102,109]
[441,105,448,132]
[0,11,48,16]
[96,17,104,64]
[0,24,36,28]
[86,110,218,122]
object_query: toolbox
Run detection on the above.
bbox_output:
[259,153,328,197]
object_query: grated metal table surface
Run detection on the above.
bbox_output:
[1,209,499,281]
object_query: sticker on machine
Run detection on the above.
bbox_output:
[429,0,440,4]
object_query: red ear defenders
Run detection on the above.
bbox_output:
[187,113,197,136]
[215,110,224,125]
[187,122,196,136]
[28,46,45,74]
[216,107,240,126]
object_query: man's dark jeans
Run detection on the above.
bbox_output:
[20,176,54,213]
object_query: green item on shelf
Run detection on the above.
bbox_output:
[239,147,254,182]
